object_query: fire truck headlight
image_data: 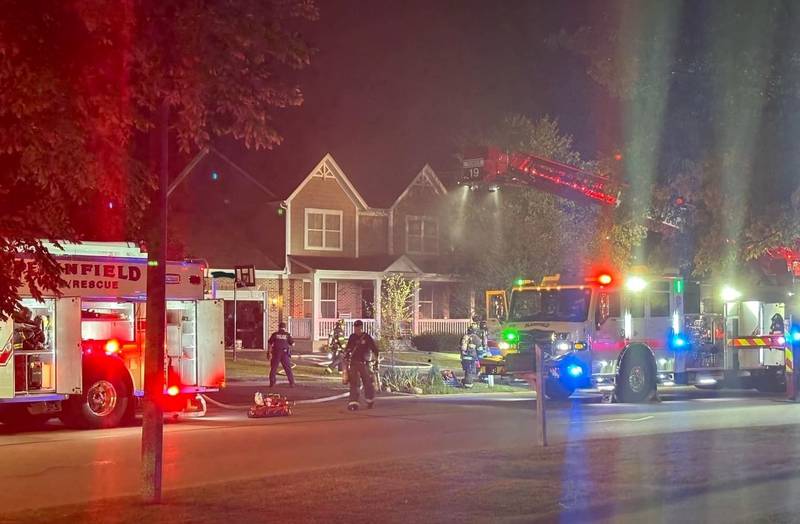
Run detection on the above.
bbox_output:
[555,341,570,352]
[625,276,647,292]
[498,341,511,351]
[720,285,741,302]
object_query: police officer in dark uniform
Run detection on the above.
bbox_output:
[460,323,481,388]
[268,322,295,387]
[344,320,379,411]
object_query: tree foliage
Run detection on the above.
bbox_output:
[0,0,318,319]
[380,274,417,340]
[551,1,800,278]
[451,114,645,298]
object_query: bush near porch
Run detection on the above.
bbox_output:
[411,332,462,353]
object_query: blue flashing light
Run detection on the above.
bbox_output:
[211,171,220,181]
[566,364,583,378]
[793,331,800,343]
[672,335,687,349]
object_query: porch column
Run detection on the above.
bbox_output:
[311,272,320,341]
[412,279,420,335]
[373,277,382,339]
[469,288,476,319]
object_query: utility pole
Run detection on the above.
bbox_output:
[142,100,169,503]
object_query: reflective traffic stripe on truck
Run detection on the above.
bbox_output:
[728,336,786,348]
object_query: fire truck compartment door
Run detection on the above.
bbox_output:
[56,297,83,395]
[197,299,225,388]
[0,317,13,398]
[485,290,508,332]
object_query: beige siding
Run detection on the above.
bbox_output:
[290,177,357,257]
[392,185,446,257]
[358,214,389,256]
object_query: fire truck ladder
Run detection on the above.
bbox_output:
[463,147,621,207]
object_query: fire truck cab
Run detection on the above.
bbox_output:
[485,269,686,401]
[0,242,225,429]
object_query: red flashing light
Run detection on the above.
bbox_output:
[613,153,623,161]
[597,274,613,286]
[167,385,180,397]
[104,339,121,355]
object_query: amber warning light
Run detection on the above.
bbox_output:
[597,274,613,286]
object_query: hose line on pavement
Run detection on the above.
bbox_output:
[200,391,349,410]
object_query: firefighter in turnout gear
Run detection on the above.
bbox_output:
[344,320,379,411]
[325,319,347,375]
[460,323,481,388]
[268,322,295,387]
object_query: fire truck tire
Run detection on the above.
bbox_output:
[617,347,656,403]
[0,404,52,429]
[544,378,575,401]
[60,371,130,429]
[754,373,785,393]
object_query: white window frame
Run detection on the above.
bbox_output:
[302,280,312,318]
[418,284,434,319]
[304,208,343,251]
[320,281,338,319]
[405,215,439,255]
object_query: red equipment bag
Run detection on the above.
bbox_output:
[247,392,293,418]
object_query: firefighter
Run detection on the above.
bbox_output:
[344,320,379,411]
[460,323,481,388]
[325,319,347,375]
[267,321,295,387]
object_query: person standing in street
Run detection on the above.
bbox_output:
[268,321,295,387]
[344,320,379,411]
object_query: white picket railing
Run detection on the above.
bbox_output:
[317,318,378,340]
[288,317,471,340]
[288,317,312,339]
[415,319,472,336]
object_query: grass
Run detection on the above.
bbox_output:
[225,356,328,381]
[388,349,461,370]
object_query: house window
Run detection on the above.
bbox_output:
[302,281,312,318]
[418,285,433,319]
[305,209,342,251]
[320,281,337,318]
[406,216,438,255]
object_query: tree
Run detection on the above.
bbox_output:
[380,274,417,341]
[0,0,318,319]
[451,114,645,300]
[551,1,800,278]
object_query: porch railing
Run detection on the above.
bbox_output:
[415,319,473,336]
[289,317,472,340]
[318,318,378,339]
[288,317,312,339]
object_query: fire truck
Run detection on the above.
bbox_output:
[462,146,799,400]
[0,242,225,429]
[484,270,799,401]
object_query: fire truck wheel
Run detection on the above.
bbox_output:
[0,405,52,430]
[60,372,130,429]
[544,378,575,401]
[617,349,655,403]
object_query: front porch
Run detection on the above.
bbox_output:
[286,265,471,347]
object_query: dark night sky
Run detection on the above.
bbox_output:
[217,0,617,206]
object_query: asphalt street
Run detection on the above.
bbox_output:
[2,387,800,522]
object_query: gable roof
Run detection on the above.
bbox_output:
[288,254,423,274]
[286,153,369,210]
[390,164,448,210]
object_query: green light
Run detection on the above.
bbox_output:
[514,279,524,287]
[674,279,684,294]
[147,260,158,267]
[502,329,519,342]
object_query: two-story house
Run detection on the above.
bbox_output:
[172,151,472,351]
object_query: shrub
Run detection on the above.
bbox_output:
[412,332,462,353]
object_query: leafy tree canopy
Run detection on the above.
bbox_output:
[0,0,318,319]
